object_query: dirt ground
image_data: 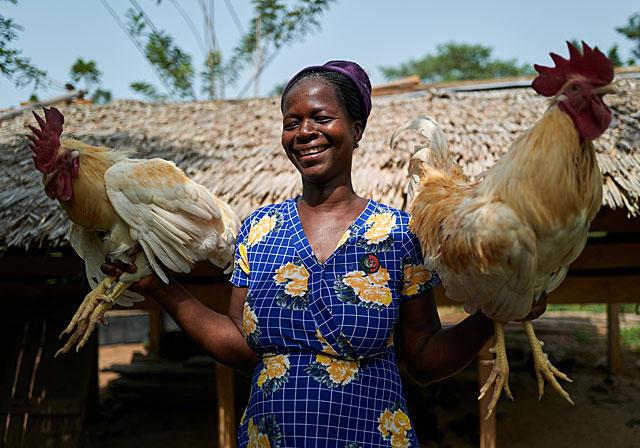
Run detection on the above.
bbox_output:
[87,311,640,448]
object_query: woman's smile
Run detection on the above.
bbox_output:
[295,144,331,158]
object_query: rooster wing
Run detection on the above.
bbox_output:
[104,158,240,283]
[435,200,538,323]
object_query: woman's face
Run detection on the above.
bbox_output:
[281,77,363,184]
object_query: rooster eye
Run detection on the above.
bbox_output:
[570,84,579,92]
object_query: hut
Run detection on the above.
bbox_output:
[0,76,638,447]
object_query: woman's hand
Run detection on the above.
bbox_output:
[100,260,163,295]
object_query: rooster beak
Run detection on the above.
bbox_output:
[592,84,617,96]
[43,169,59,187]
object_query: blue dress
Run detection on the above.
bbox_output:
[231,198,439,448]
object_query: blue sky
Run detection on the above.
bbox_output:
[1,0,637,107]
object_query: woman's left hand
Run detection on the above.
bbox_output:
[517,292,548,322]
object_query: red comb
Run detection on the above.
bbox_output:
[27,107,64,174]
[532,41,614,97]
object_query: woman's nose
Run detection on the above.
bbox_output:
[297,119,316,140]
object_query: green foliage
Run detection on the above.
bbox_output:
[131,0,334,100]
[380,42,534,83]
[69,57,111,104]
[130,81,167,102]
[607,45,624,67]
[616,12,640,64]
[201,50,223,99]
[91,89,112,105]
[0,0,47,90]
[547,304,639,314]
[146,30,195,99]
[70,58,101,89]
[228,0,334,82]
[125,7,194,100]
[622,326,640,354]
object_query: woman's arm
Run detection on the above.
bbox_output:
[140,275,258,372]
[397,288,493,384]
[398,288,547,384]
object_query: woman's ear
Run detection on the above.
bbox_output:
[353,120,364,147]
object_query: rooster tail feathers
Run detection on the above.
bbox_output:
[390,115,449,160]
[390,115,451,204]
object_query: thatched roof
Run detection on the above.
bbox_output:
[1,79,638,250]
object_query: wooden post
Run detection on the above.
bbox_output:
[607,303,621,374]
[216,363,236,448]
[147,309,164,354]
[478,338,497,448]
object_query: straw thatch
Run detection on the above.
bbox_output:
[1,79,638,251]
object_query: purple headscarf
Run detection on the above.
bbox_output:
[282,60,372,127]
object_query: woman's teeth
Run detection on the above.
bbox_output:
[298,145,329,156]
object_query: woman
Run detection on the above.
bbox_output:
[124,61,544,447]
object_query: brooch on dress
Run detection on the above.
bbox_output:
[359,253,380,274]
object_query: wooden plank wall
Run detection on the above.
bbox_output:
[0,316,97,448]
[0,247,97,448]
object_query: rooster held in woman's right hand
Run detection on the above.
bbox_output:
[392,42,617,418]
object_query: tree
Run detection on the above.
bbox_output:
[616,12,639,64]
[125,0,334,101]
[379,42,533,83]
[0,0,47,91]
[130,81,167,102]
[70,58,101,91]
[607,45,624,67]
[69,58,112,104]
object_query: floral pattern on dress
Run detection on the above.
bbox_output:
[273,260,310,310]
[247,415,282,448]
[257,354,290,397]
[356,212,397,252]
[334,222,359,252]
[334,268,393,310]
[236,242,250,275]
[305,330,361,388]
[378,403,413,448]
[400,258,436,296]
[243,301,261,347]
[248,210,284,247]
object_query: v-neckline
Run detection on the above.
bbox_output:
[289,196,376,268]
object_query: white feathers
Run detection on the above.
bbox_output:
[391,115,450,204]
[103,158,240,284]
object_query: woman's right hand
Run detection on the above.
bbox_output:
[100,261,163,295]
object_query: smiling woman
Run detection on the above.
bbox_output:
[226,61,492,447]
[132,60,543,448]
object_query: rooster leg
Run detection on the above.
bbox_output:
[75,280,132,351]
[59,276,115,339]
[522,320,574,404]
[478,322,513,419]
[55,279,131,356]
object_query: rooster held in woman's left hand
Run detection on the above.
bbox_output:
[27,107,240,356]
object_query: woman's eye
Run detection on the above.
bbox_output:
[284,121,299,130]
[315,116,332,124]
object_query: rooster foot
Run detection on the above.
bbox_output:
[478,323,513,419]
[55,277,131,356]
[522,320,574,405]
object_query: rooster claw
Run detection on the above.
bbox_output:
[56,277,131,356]
[479,323,513,420]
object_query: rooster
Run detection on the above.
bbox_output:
[391,42,616,417]
[27,107,240,356]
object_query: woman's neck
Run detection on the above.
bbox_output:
[299,177,363,211]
